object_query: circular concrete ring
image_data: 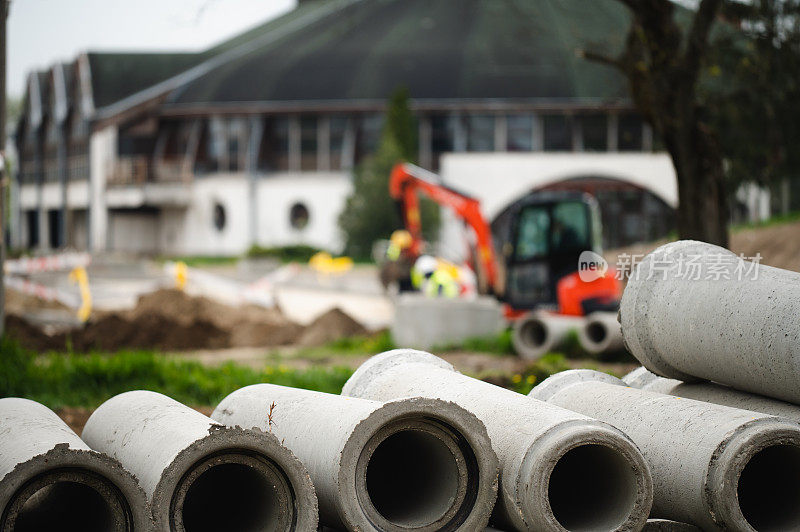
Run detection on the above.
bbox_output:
[0,445,151,532]
[338,398,498,531]
[152,426,317,532]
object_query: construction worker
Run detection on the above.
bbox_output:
[380,230,415,292]
[412,255,459,298]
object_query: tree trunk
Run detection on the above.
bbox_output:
[668,121,729,248]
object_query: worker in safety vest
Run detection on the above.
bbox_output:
[380,230,415,292]
[412,255,459,298]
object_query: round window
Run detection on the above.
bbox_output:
[213,202,226,232]
[289,203,310,230]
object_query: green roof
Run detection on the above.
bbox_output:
[87,52,201,109]
[165,0,633,107]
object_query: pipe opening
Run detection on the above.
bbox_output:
[175,452,294,532]
[586,322,607,344]
[738,444,800,531]
[366,429,461,528]
[521,320,547,348]
[548,444,638,532]
[6,469,128,532]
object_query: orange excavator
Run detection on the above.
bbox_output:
[386,162,621,319]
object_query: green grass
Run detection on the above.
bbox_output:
[731,210,800,232]
[0,338,352,410]
[433,329,515,356]
[156,255,240,267]
[246,245,325,263]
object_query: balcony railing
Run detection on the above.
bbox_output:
[109,157,193,186]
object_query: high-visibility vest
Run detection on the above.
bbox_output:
[424,269,459,298]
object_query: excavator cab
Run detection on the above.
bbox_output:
[492,191,619,315]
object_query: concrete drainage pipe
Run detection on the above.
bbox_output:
[81,390,318,531]
[212,383,499,531]
[512,312,583,360]
[0,398,151,532]
[620,240,800,404]
[577,312,624,356]
[343,350,653,532]
[532,369,800,531]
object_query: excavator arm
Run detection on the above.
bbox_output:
[389,162,499,292]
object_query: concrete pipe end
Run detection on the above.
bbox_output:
[530,369,626,403]
[619,241,720,384]
[0,444,151,532]
[511,314,551,361]
[338,397,499,531]
[707,419,800,532]
[342,349,456,398]
[153,425,318,532]
[519,420,653,532]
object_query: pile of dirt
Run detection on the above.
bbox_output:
[6,289,369,353]
[5,288,71,314]
[297,307,368,347]
[6,289,305,352]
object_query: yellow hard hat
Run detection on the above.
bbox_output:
[390,229,413,250]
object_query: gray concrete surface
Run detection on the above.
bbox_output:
[343,350,653,532]
[391,294,505,350]
[642,519,701,531]
[620,240,800,404]
[532,369,800,531]
[0,397,151,531]
[577,311,624,356]
[511,311,584,360]
[213,384,499,532]
[82,390,318,531]
[625,366,800,422]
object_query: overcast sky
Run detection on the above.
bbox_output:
[8,0,296,98]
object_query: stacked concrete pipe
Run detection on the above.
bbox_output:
[577,311,625,356]
[511,311,584,360]
[625,366,800,421]
[0,397,151,531]
[212,383,499,531]
[343,349,653,532]
[532,369,800,531]
[82,390,318,531]
[620,239,800,404]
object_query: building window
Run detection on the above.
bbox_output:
[289,202,310,230]
[580,114,608,152]
[465,115,495,152]
[213,202,226,232]
[618,114,643,151]
[543,115,572,151]
[329,116,349,171]
[355,114,383,164]
[430,114,454,170]
[258,115,289,172]
[227,118,248,172]
[300,116,318,171]
[507,115,533,151]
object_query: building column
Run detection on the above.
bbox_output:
[418,116,432,169]
[288,115,301,172]
[58,125,68,248]
[89,126,115,252]
[571,114,583,152]
[607,113,619,152]
[494,115,507,152]
[341,118,356,171]
[318,116,331,171]
[642,122,654,152]
[532,114,544,151]
[247,116,264,247]
[452,113,467,152]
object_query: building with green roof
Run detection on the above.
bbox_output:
[13,0,676,255]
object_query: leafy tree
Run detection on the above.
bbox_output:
[584,0,730,246]
[339,88,439,260]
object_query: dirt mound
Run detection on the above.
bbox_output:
[297,307,367,347]
[5,288,71,314]
[6,288,303,352]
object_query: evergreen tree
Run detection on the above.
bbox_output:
[339,88,439,260]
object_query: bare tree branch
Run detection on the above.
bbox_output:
[577,49,625,71]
